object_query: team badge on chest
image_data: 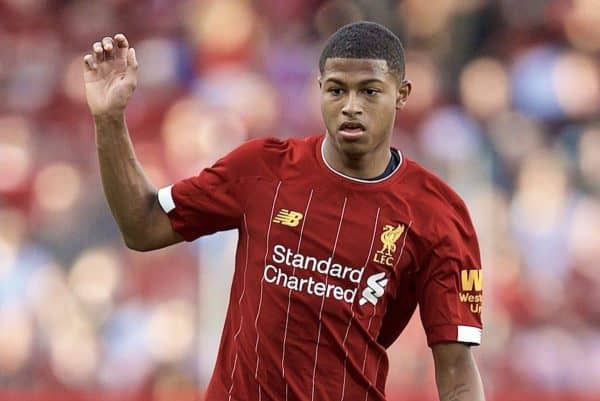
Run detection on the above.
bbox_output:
[373,224,405,267]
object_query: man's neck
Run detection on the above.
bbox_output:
[322,135,392,180]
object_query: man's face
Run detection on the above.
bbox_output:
[319,58,411,157]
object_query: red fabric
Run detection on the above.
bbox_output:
[0,390,595,401]
[163,135,483,401]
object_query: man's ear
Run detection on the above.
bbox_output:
[318,75,322,89]
[396,79,412,109]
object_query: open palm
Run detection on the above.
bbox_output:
[83,34,138,117]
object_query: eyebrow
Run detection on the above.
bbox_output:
[323,78,385,85]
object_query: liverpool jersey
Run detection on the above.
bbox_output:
[158,135,483,401]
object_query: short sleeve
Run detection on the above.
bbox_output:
[157,141,257,241]
[416,206,483,347]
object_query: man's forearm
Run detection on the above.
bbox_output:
[438,381,483,401]
[94,113,156,244]
[433,344,486,401]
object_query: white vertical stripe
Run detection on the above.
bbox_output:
[372,350,385,401]
[362,347,389,401]
[362,221,411,401]
[362,222,411,371]
[254,181,282,380]
[361,307,378,373]
[392,221,412,271]
[228,214,251,401]
[311,197,347,401]
[157,185,175,213]
[282,189,314,400]
[230,353,238,386]
[339,207,380,401]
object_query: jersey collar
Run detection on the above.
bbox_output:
[319,135,404,184]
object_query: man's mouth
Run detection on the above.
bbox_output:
[338,121,366,139]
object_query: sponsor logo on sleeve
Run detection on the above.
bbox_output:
[459,269,482,314]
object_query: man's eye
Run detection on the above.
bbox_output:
[364,88,380,96]
[328,88,343,96]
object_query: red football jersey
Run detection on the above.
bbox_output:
[158,135,483,401]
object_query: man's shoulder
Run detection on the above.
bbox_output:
[223,134,320,178]
[398,157,474,235]
[402,158,468,208]
[234,135,319,156]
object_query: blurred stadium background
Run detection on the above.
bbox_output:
[1,0,600,400]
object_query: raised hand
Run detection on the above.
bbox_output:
[83,34,138,117]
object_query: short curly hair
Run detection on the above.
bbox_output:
[319,21,406,81]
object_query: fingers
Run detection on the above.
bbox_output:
[115,33,129,48]
[114,33,129,60]
[101,36,115,59]
[88,34,133,69]
[83,54,96,71]
[92,41,103,63]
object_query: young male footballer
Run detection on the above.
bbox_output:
[84,21,485,401]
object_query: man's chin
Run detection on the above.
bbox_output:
[335,137,371,157]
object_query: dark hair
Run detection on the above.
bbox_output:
[319,21,406,81]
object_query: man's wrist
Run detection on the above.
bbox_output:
[93,112,126,128]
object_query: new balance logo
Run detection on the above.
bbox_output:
[273,209,303,227]
[359,272,388,306]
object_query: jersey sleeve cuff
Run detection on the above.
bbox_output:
[157,184,202,242]
[425,324,482,347]
[158,185,175,213]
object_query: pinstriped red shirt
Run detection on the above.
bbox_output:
[158,135,483,401]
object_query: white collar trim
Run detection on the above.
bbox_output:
[320,136,403,184]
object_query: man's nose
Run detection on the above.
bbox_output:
[342,92,362,117]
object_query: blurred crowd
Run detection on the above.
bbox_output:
[1,0,600,400]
